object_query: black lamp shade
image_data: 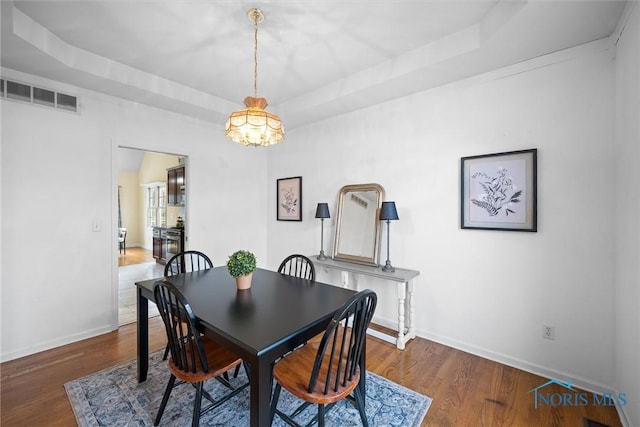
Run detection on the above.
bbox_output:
[315,203,330,219]
[379,201,399,221]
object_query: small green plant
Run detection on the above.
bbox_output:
[226,250,257,278]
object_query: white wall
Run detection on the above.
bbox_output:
[118,171,141,247]
[614,3,640,426]
[267,40,620,395]
[0,68,268,361]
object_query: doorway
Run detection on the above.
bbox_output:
[117,147,187,325]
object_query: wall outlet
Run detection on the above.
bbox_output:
[543,325,555,340]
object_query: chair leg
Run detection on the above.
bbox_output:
[270,383,282,425]
[154,374,176,426]
[192,381,203,427]
[163,343,170,361]
[318,403,325,427]
[290,401,312,418]
[354,386,368,427]
[243,361,250,378]
[215,374,233,389]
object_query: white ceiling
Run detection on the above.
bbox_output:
[1,1,628,130]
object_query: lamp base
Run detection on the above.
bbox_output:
[382,260,395,272]
[317,250,327,261]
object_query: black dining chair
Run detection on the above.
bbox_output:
[164,250,213,276]
[153,280,249,427]
[162,250,214,361]
[278,254,316,281]
[270,289,377,427]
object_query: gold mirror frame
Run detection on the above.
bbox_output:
[332,184,384,266]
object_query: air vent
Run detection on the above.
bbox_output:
[1,77,78,113]
[7,80,31,102]
[56,92,77,111]
[34,87,55,107]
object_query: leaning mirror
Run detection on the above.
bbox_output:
[333,184,384,266]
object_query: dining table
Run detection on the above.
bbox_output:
[135,266,360,427]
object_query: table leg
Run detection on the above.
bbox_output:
[136,288,149,382]
[249,357,272,427]
[340,271,349,288]
[396,281,407,350]
[406,280,416,341]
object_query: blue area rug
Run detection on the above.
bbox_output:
[65,350,431,426]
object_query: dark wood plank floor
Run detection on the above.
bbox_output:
[1,251,623,426]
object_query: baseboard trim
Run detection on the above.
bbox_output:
[0,324,115,363]
[371,316,621,399]
[616,405,633,427]
[418,328,617,396]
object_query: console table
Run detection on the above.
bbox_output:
[312,257,420,350]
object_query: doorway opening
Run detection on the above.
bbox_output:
[117,147,188,326]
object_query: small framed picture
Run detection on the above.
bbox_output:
[461,149,537,231]
[277,176,302,221]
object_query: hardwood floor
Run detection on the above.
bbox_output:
[1,319,622,426]
[4,250,625,426]
[119,246,155,267]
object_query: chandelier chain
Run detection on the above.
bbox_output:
[224,7,284,146]
[253,12,258,99]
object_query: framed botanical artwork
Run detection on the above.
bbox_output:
[461,149,537,231]
[277,176,302,221]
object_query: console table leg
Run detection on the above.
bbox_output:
[407,280,416,341]
[340,271,349,288]
[396,281,407,350]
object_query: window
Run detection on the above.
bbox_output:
[146,184,166,228]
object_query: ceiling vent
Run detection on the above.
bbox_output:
[1,78,78,113]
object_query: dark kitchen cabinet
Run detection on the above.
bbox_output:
[152,227,166,264]
[167,165,185,206]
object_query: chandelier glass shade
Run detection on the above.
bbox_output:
[225,8,284,147]
[225,96,284,146]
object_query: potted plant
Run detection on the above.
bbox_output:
[226,250,257,290]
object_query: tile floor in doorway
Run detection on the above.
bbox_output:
[118,261,165,325]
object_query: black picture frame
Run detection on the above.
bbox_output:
[461,149,537,231]
[277,176,302,221]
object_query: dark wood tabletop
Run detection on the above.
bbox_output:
[135,266,357,427]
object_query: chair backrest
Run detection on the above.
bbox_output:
[278,254,316,281]
[153,280,209,373]
[308,289,377,394]
[164,250,213,277]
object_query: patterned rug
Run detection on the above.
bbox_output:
[65,350,432,426]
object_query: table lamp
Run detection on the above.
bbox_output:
[315,203,331,260]
[380,201,399,272]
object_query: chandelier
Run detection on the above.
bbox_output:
[225,8,284,147]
